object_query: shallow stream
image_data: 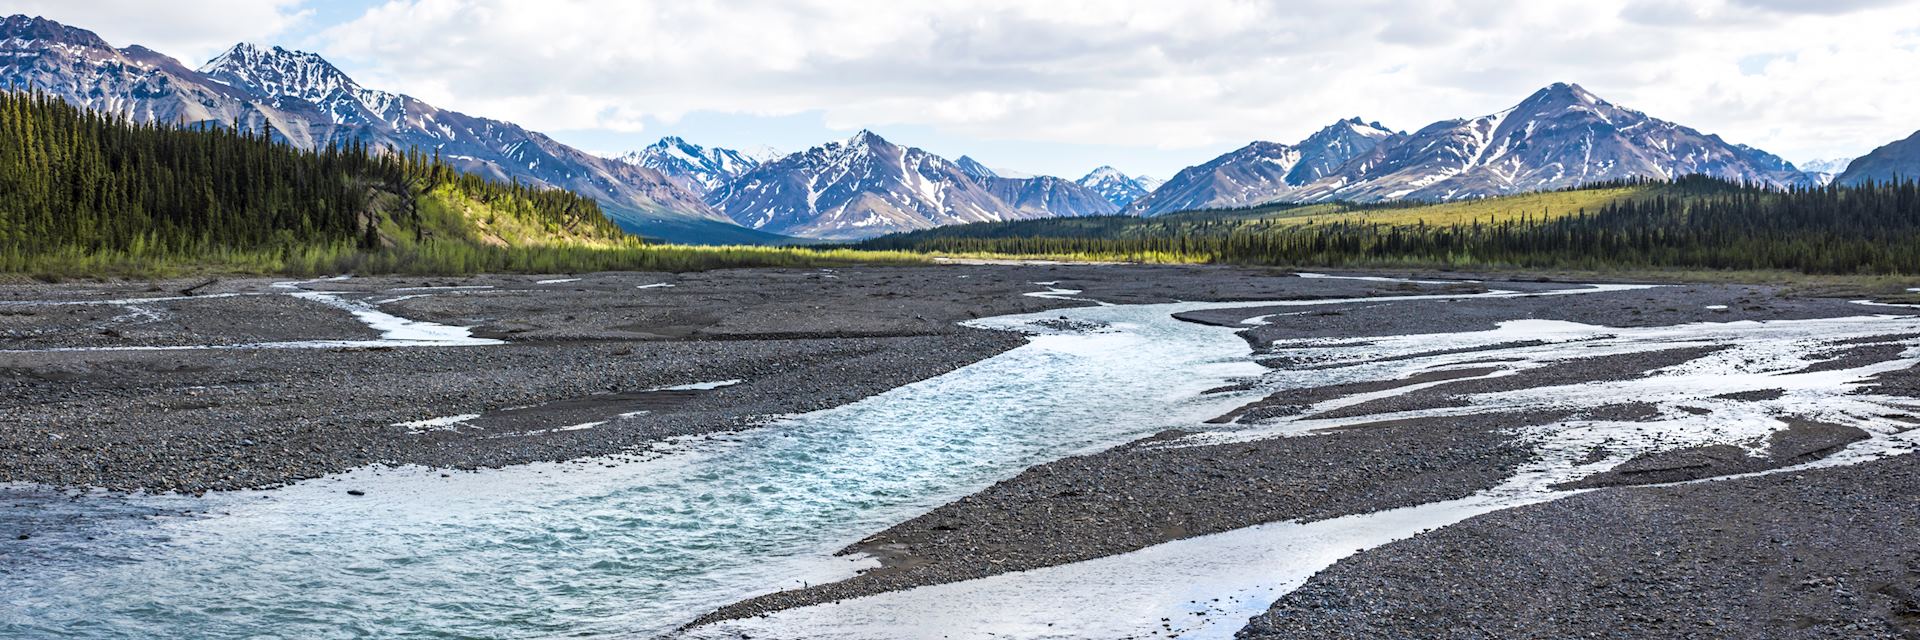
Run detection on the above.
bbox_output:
[7,281,1918,639]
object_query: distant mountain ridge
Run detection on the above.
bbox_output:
[0,15,768,244]
[1131,84,1820,216]
[708,131,1115,238]
[1128,118,1398,216]
[1836,130,1920,187]
[5,14,1871,241]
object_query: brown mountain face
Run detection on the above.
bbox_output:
[1836,130,1920,186]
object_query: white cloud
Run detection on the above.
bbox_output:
[309,0,1918,164]
[10,0,309,65]
[30,0,1920,168]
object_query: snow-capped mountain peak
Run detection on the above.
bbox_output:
[617,136,761,195]
[740,145,785,163]
[195,41,413,131]
[1075,165,1161,208]
[1,14,111,49]
[200,43,364,105]
[1800,158,1853,174]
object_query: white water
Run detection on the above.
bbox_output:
[1023,282,1111,305]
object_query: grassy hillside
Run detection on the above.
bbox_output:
[1305,187,1643,226]
[0,89,916,277]
[859,177,1920,275]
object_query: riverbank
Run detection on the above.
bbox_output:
[1,264,1446,493]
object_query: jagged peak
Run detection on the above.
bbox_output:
[202,42,332,73]
[956,155,998,179]
[1306,117,1394,144]
[1338,116,1391,131]
[199,42,363,102]
[0,14,111,49]
[1522,81,1606,108]
[846,129,890,147]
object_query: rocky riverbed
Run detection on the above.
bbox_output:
[7,265,1920,639]
[684,270,1920,639]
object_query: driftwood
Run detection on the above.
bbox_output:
[179,278,218,296]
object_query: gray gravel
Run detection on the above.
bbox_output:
[0,265,1429,493]
[11,266,1920,639]
[1242,452,1920,639]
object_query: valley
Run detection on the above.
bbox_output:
[6,265,1920,638]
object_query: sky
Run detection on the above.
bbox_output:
[14,0,1920,179]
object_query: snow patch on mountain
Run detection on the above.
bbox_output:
[1133,83,1815,216]
[709,131,1115,238]
[617,136,761,195]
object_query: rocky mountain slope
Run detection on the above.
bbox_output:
[1836,130,1920,186]
[955,155,1000,181]
[1128,119,1398,215]
[0,15,759,244]
[978,174,1119,219]
[1294,83,1812,203]
[1133,84,1817,216]
[710,132,1115,238]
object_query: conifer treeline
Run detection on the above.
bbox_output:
[859,175,1920,274]
[0,89,617,257]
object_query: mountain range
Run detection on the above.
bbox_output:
[705,131,1118,239]
[1127,118,1399,215]
[5,14,1915,242]
[1131,84,1826,216]
[0,15,788,244]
